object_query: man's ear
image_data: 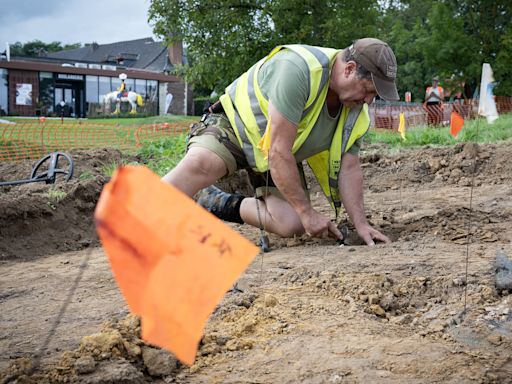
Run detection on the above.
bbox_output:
[343,61,357,77]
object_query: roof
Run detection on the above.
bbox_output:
[45,37,177,73]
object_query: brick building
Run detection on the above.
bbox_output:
[0,38,193,117]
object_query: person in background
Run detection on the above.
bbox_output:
[424,76,444,125]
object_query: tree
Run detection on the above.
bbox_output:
[148,0,512,97]
[148,0,381,93]
[9,40,81,57]
[449,0,512,95]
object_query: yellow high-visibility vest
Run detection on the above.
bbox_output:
[219,45,370,216]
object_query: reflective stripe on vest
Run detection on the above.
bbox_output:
[307,104,370,217]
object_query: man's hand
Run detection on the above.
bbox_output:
[355,223,390,246]
[299,207,343,240]
[340,152,392,246]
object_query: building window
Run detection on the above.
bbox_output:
[0,68,7,115]
[98,76,111,102]
[135,79,146,98]
[86,75,99,103]
[125,78,134,92]
[147,80,158,101]
[111,77,121,93]
[39,72,54,114]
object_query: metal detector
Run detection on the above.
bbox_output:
[0,152,74,187]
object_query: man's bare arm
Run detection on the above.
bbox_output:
[339,152,390,245]
[268,102,341,239]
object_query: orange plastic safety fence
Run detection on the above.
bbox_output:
[134,122,189,145]
[0,121,189,162]
[369,97,512,131]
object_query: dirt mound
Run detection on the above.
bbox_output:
[361,142,512,192]
[0,315,183,383]
[0,148,135,260]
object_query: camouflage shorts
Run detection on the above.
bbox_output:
[188,112,308,198]
[187,113,247,175]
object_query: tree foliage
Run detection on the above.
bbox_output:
[148,0,380,93]
[148,0,511,97]
[9,40,82,57]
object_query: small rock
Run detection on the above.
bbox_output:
[74,355,96,374]
[428,320,445,333]
[390,314,413,325]
[369,304,386,317]
[379,292,396,311]
[142,346,178,377]
[264,294,278,307]
[122,341,141,358]
[487,333,502,346]
[376,370,392,378]
[429,158,442,173]
[215,335,230,346]
[368,294,380,305]
[226,339,240,351]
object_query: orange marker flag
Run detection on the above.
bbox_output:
[450,111,464,137]
[95,166,259,365]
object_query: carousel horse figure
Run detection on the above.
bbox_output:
[103,91,144,114]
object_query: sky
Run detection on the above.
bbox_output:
[0,0,157,46]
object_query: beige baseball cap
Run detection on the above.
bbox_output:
[349,38,399,101]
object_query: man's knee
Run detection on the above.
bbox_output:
[264,196,304,237]
[183,148,228,178]
[275,219,304,238]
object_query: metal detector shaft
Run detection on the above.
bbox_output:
[0,178,50,187]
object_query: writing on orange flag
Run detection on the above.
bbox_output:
[450,111,464,138]
[95,166,259,365]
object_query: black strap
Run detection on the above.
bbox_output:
[207,101,224,114]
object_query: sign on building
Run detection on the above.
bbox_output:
[16,83,32,106]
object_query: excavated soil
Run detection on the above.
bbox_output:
[1,142,512,383]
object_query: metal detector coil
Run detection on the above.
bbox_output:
[0,152,74,187]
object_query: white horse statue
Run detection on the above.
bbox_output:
[103,91,144,114]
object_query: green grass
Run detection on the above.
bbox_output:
[87,115,197,126]
[137,133,188,176]
[101,160,140,177]
[45,188,67,203]
[1,115,196,126]
[78,170,94,180]
[366,112,512,148]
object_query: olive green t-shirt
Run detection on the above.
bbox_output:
[257,50,362,161]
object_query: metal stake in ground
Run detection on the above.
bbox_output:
[462,119,481,314]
